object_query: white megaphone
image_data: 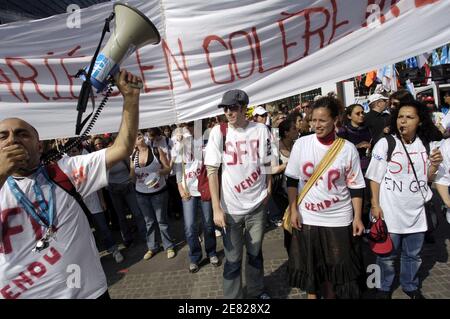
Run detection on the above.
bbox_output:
[85,3,160,92]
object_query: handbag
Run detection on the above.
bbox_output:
[197,123,228,201]
[282,137,346,233]
[399,137,438,231]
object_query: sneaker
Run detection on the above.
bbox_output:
[257,292,271,299]
[189,263,199,273]
[404,290,425,299]
[112,250,124,263]
[210,256,221,267]
[215,229,222,237]
[143,250,154,260]
[270,218,283,227]
[167,248,176,259]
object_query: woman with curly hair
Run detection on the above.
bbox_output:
[366,100,443,299]
[286,96,366,299]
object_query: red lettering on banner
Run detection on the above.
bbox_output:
[415,0,440,7]
[252,27,283,74]
[0,208,23,255]
[285,7,330,64]
[5,57,50,102]
[229,31,255,79]
[328,0,350,44]
[363,0,401,27]
[161,39,192,90]
[61,45,83,99]
[203,35,235,84]
[0,67,22,101]
[135,48,162,92]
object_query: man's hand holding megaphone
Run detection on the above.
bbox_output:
[116,69,143,101]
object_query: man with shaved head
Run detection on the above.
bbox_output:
[0,70,142,299]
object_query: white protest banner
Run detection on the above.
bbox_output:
[0,0,449,139]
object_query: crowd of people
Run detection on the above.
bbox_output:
[2,67,450,299]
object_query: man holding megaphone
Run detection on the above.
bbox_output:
[0,70,142,299]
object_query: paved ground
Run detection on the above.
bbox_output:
[98,211,450,299]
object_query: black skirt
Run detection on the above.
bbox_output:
[287,224,364,299]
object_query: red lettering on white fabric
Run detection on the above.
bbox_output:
[1,247,62,299]
[327,169,340,190]
[236,141,248,165]
[28,262,47,279]
[0,208,23,255]
[0,285,20,299]
[225,141,238,165]
[302,162,314,178]
[415,0,440,8]
[5,57,50,102]
[11,272,34,292]
[389,152,403,174]
[234,167,262,193]
[249,140,260,162]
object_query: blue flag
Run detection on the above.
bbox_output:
[432,49,441,66]
[441,45,449,64]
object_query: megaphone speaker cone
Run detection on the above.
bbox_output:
[86,3,160,92]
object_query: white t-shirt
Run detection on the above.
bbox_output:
[174,136,203,197]
[285,134,365,227]
[365,135,436,234]
[204,122,272,215]
[84,191,103,215]
[434,138,450,187]
[133,148,166,194]
[0,149,108,299]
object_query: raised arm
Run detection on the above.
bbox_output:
[105,70,141,170]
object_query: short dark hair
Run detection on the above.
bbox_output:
[278,118,295,139]
[312,96,343,119]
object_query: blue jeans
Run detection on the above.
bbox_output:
[136,190,174,252]
[377,232,425,293]
[182,197,217,264]
[222,203,266,299]
[108,182,147,242]
[91,212,117,253]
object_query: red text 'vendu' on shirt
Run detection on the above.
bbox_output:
[0,150,108,299]
[285,134,366,227]
[204,122,272,215]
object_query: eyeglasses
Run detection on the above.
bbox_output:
[258,114,268,117]
[223,105,240,112]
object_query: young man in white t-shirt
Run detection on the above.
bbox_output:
[0,70,141,299]
[205,89,272,299]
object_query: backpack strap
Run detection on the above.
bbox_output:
[219,123,227,152]
[45,163,92,216]
[385,135,396,162]
[385,134,430,162]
